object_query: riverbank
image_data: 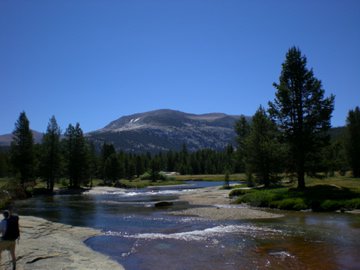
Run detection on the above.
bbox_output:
[171,186,283,220]
[1,216,125,270]
[4,185,280,269]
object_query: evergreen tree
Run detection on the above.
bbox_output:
[10,111,35,187]
[178,144,190,174]
[63,123,89,188]
[87,142,99,187]
[100,143,116,179]
[124,154,136,179]
[346,106,360,177]
[41,116,62,191]
[135,155,145,177]
[224,144,235,173]
[0,150,9,178]
[245,106,283,187]
[234,116,250,172]
[150,157,161,181]
[103,153,120,183]
[269,47,335,188]
[323,139,347,177]
[166,151,176,172]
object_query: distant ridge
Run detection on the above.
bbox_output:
[87,109,247,153]
[0,130,43,147]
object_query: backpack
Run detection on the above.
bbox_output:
[2,215,20,241]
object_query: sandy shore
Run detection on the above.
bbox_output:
[171,186,284,220]
[1,216,124,270]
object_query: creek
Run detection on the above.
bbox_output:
[15,181,360,270]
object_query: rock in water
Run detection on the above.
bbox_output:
[154,201,173,207]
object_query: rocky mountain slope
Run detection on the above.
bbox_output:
[0,130,43,146]
[87,109,245,152]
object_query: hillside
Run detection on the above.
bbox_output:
[87,109,245,152]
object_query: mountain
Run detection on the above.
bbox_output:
[1,109,345,153]
[0,130,43,147]
[87,109,246,153]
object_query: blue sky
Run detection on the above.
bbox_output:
[1,0,359,134]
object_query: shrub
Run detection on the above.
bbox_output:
[320,200,344,211]
[140,172,152,180]
[140,171,174,181]
[344,198,360,209]
[275,198,308,210]
[229,189,253,197]
[237,189,285,207]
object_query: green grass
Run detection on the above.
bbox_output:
[233,176,360,212]
[174,173,246,181]
[118,179,183,189]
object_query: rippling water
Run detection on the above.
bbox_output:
[15,181,360,270]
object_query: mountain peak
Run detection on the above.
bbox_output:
[89,109,244,153]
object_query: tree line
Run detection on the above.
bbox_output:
[0,113,238,191]
[0,47,359,191]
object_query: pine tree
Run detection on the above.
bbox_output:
[63,123,89,188]
[245,106,283,187]
[41,116,62,191]
[234,116,250,173]
[100,143,116,180]
[269,47,335,188]
[10,111,35,187]
[87,142,99,187]
[103,154,120,183]
[0,150,9,177]
[346,106,360,177]
[135,155,145,177]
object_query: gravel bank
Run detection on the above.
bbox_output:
[171,186,283,220]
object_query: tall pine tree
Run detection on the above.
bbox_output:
[63,123,89,188]
[269,47,334,188]
[234,116,250,173]
[41,116,62,191]
[10,111,35,187]
[346,106,360,177]
[245,107,283,187]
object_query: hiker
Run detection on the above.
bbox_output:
[0,210,20,270]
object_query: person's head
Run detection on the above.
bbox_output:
[3,210,10,219]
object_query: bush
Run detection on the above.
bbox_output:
[140,172,152,180]
[274,198,308,210]
[140,171,174,181]
[229,189,253,197]
[320,200,344,211]
[237,189,285,207]
[0,189,12,209]
[344,198,360,209]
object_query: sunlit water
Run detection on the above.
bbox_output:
[15,181,360,270]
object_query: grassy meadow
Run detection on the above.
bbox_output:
[230,175,360,211]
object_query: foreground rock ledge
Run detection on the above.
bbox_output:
[1,216,124,270]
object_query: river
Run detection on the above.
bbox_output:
[15,181,360,270]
